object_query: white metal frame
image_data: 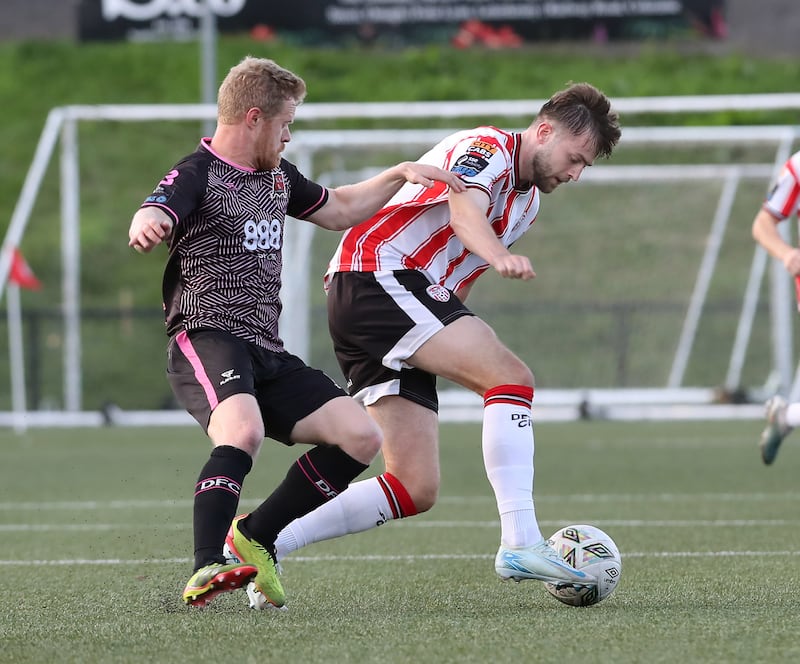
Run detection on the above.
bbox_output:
[3,95,800,428]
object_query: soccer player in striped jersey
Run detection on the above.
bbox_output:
[127,56,464,609]
[267,83,621,597]
[752,149,800,464]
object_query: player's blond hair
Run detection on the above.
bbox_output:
[538,82,621,159]
[217,56,307,124]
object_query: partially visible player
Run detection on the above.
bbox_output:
[128,56,465,608]
[752,149,800,464]
[253,83,622,607]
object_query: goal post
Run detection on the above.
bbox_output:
[3,94,800,427]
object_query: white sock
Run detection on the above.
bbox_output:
[274,474,417,560]
[482,385,541,548]
[785,402,800,427]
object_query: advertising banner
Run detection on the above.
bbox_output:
[78,0,726,43]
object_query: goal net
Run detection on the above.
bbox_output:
[2,95,800,427]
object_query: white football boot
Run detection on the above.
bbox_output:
[495,539,594,584]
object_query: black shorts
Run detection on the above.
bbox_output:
[167,328,346,444]
[326,270,473,412]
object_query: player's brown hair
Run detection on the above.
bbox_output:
[217,56,307,124]
[538,82,621,159]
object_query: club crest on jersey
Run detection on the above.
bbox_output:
[426,285,451,302]
[273,171,286,195]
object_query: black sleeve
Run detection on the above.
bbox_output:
[139,150,209,226]
[281,158,330,219]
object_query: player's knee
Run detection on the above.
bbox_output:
[511,363,535,388]
[410,485,438,513]
[360,422,383,458]
[208,420,264,457]
[395,473,439,513]
[484,359,534,391]
[341,419,383,464]
[226,430,263,458]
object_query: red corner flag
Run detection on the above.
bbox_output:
[9,248,42,290]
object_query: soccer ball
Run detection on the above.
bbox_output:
[544,524,622,607]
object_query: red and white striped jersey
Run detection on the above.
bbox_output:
[764,150,800,220]
[325,126,540,293]
[764,151,800,310]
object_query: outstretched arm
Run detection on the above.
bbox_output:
[308,161,465,231]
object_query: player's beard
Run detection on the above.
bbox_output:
[257,150,281,171]
[530,150,560,193]
[253,133,283,171]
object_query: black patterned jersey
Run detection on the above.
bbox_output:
[140,138,329,351]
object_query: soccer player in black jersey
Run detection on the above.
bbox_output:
[128,56,464,609]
